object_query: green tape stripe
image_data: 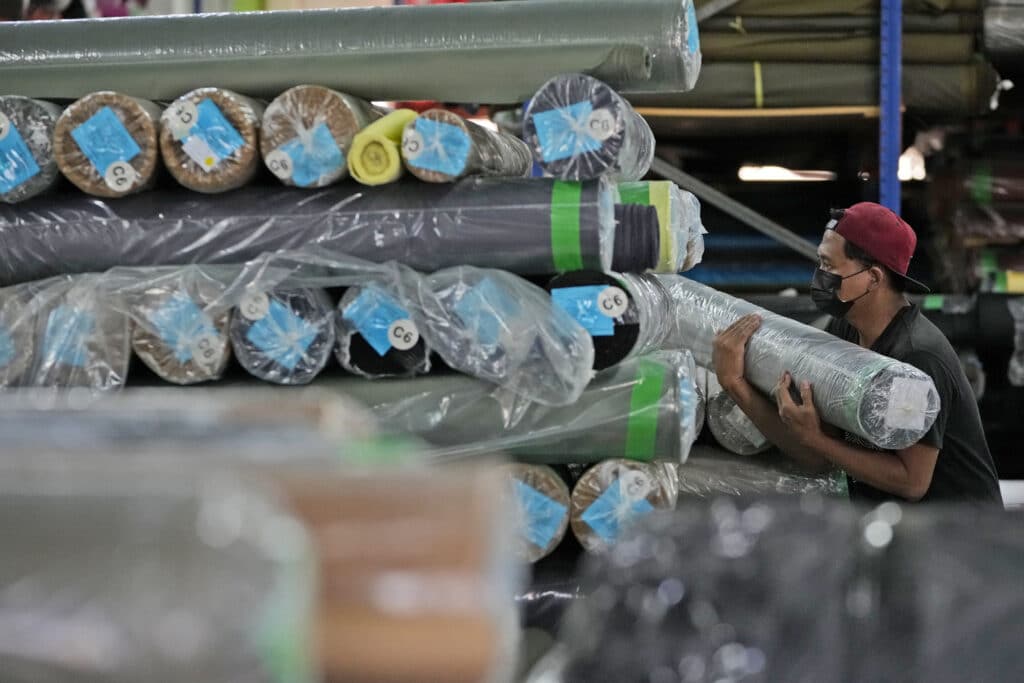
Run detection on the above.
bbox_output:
[550,181,584,272]
[617,181,651,206]
[624,359,666,460]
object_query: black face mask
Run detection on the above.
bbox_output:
[810,267,870,317]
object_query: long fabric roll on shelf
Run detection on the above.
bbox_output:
[323,351,700,463]
[261,85,377,188]
[0,96,62,204]
[0,287,34,387]
[699,32,975,64]
[229,287,336,385]
[984,5,1024,66]
[695,0,980,15]
[677,445,845,498]
[963,162,1024,204]
[336,283,432,379]
[159,88,265,194]
[612,204,662,273]
[348,109,418,186]
[401,109,533,183]
[704,371,771,456]
[0,0,701,102]
[500,463,572,564]
[525,73,655,182]
[618,180,705,273]
[700,14,981,34]
[569,459,678,553]
[0,179,622,284]
[54,92,163,198]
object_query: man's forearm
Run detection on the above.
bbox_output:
[725,379,831,474]
[802,430,924,501]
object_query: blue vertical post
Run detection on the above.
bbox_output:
[879,0,902,214]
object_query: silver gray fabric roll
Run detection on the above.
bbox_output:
[704,371,770,456]
[984,6,1024,64]
[0,0,701,103]
[0,96,62,204]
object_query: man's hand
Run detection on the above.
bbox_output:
[775,372,825,447]
[712,314,761,392]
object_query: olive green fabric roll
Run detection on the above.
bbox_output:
[700,32,974,64]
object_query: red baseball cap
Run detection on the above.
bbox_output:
[826,202,930,293]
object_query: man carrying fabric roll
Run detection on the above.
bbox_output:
[713,202,1002,504]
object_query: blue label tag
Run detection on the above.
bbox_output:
[513,480,568,550]
[189,98,246,163]
[147,292,218,363]
[245,299,319,371]
[685,0,701,54]
[71,106,141,175]
[531,101,603,163]
[550,285,615,337]
[42,305,95,369]
[279,122,344,188]
[0,325,14,367]
[341,286,411,357]
[452,277,521,347]
[580,480,656,545]
[406,117,472,176]
[0,124,41,194]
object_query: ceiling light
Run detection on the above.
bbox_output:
[737,165,836,182]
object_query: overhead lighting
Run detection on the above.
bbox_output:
[737,165,836,182]
[898,146,927,182]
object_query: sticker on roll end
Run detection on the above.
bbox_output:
[265,149,294,181]
[240,291,271,321]
[598,286,628,318]
[586,108,617,142]
[189,332,223,369]
[103,161,138,192]
[388,319,419,351]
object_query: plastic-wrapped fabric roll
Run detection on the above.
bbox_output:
[611,204,661,274]
[696,0,980,16]
[569,459,678,553]
[128,278,233,386]
[677,445,846,498]
[159,88,265,194]
[500,463,571,563]
[335,283,432,379]
[0,179,620,284]
[401,108,533,183]
[618,180,706,273]
[984,6,1024,65]
[0,96,62,204]
[524,74,655,182]
[704,371,771,456]
[0,286,33,387]
[700,31,975,64]
[656,275,941,451]
[954,202,1024,241]
[230,288,336,385]
[322,351,699,464]
[700,13,982,33]
[692,365,707,439]
[963,162,1024,204]
[348,109,418,186]
[261,85,377,188]
[1009,298,1024,388]
[53,91,162,198]
[0,0,701,102]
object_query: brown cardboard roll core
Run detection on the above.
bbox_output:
[500,463,571,563]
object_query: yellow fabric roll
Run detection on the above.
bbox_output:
[348,108,417,186]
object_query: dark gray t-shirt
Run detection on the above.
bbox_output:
[827,305,1002,505]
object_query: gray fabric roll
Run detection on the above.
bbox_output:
[699,13,980,33]
[0,96,62,204]
[704,371,771,456]
[0,0,700,103]
[984,6,1024,64]
[678,445,846,498]
[0,179,619,285]
[0,285,34,387]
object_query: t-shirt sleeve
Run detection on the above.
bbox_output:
[825,316,857,343]
[903,351,952,451]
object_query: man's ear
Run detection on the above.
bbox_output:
[869,265,886,289]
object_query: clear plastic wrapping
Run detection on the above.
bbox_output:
[983,6,1024,63]
[569,459,679,553]
[0,96,62,204]
[617,181,706,273]
[656,275,941,451]
[524,73,655,182]
[53,91,163,198]
[678,445,847,498]
[953,202,1024,241]
[705,371,771,456]
[1009,297,1024,387]
[500,463,572,564]
[402,109,533,183]
[261,85,376,189]
[0,179,619,284]
[0,0,701,102]
[962,161,1024,205]
[323,351,699,464]
[335,282,433,379]
[159,87,265,194]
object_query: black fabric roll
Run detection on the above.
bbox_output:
[612,204,660,273]
[0,178,618,285]
[546,271,640,371]
[335,284,431,379]
[0,96,62,204]
[229,288,335,385]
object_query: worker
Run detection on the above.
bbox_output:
[712,202,1002,505]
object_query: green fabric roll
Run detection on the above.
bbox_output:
[629,61,999,116]
[700,32,975,64]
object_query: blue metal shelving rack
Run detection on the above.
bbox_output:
[879,0,903,215]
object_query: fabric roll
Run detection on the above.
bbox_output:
[612,205,662,274]
[696,0,980,16]
[159,88,265,194]
[677,445,846,498]
[619,180,706,273]
[53,91,162,198]
[261,85,377,189]
[954,202,1024,241]
[693,365,707,440]
[700,32,974,64]
[335,283,431,379]
[323,351,700,464]
[984,6,1024,64]
[963,162,1024,204]
[525,73,655,182]
[500,463,571,563]
[348,109,418,186]
[629,62,1000,116]
[0,286,34,387]
[0,96,62,204]
[0,0,700,102]
[704,371,771,456]
[401,109,533,183]
[230,288,336,385]
[129,280,233,386]
[656,275,941,451]
[22,275,130,391]
[0,179,619,284]
[699,14,981,34]
[569,459,678,553]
